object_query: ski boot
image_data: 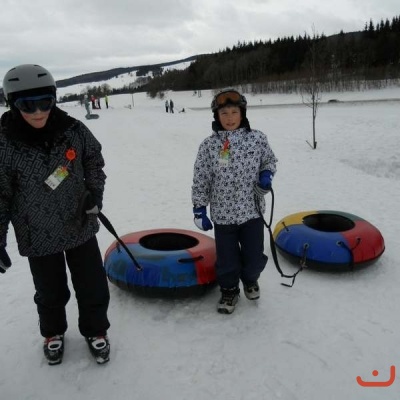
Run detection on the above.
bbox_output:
[43,335,64,365]
[86,335,110,364]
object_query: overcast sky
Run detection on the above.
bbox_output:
[1,0,398,82]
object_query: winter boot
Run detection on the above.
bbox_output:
[86,335,110,364]
[217,287,240,314]
[43,335,64,365]
[243,281,260,300]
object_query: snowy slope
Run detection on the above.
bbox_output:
[0,87,399,400]
[57,61,193,98]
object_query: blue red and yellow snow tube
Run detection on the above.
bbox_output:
[273,210,385,269]
[104,228,216,297]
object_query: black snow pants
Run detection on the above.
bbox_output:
[28,236,110,338]
[214,217,268,289]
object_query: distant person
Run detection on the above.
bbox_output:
[91,94,96,109]
[169,99,174,113]
[96,97,101,109]
[0,64,111,365]
[191,88,278,314]
[105,95,109,109]
[84,94,91,117]
[165,100,169,113]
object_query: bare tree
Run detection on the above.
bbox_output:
[301,26,323,149]
[100,83,112,94]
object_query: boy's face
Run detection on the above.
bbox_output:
[217,105,242,130]
[20,109,51,129]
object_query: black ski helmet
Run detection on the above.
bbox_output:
[2,64,56,102]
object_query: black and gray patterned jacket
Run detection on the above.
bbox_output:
[0,108,106,257]
[192,127,277,225]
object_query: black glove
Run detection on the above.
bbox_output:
[0,247,12,273]
[85,190,103,215]
[76,190,102,227]
[85,200,100,215]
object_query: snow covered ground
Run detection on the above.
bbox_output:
[0,86,399,400]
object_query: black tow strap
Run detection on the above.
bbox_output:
[98,211,143,271]
[255,188,304,287]
[76,190,143,271]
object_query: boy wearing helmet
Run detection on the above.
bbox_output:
[0,64,110,364]
[192,88,277,314]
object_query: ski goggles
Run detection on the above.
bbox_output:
[14,94,56,114]
[215,90,242,107]
[212,90,246,111]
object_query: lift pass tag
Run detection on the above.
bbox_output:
[45,166,69,190]
[219,150,229,165]
[219,139,230,165]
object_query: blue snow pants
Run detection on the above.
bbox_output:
[214,217,268,289]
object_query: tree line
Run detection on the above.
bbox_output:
[54,14,400,104]
[144,15,400,97]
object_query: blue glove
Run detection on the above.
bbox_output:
[193,206,213,231]
[254,170,273,196]
[0,247,12,273]
[259,170,273,189]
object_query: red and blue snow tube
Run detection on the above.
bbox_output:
[104,228,217,297]
[273,210,385,270]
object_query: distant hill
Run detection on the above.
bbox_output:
[56,55,200,88]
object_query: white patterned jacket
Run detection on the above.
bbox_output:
[192,127,277,225]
